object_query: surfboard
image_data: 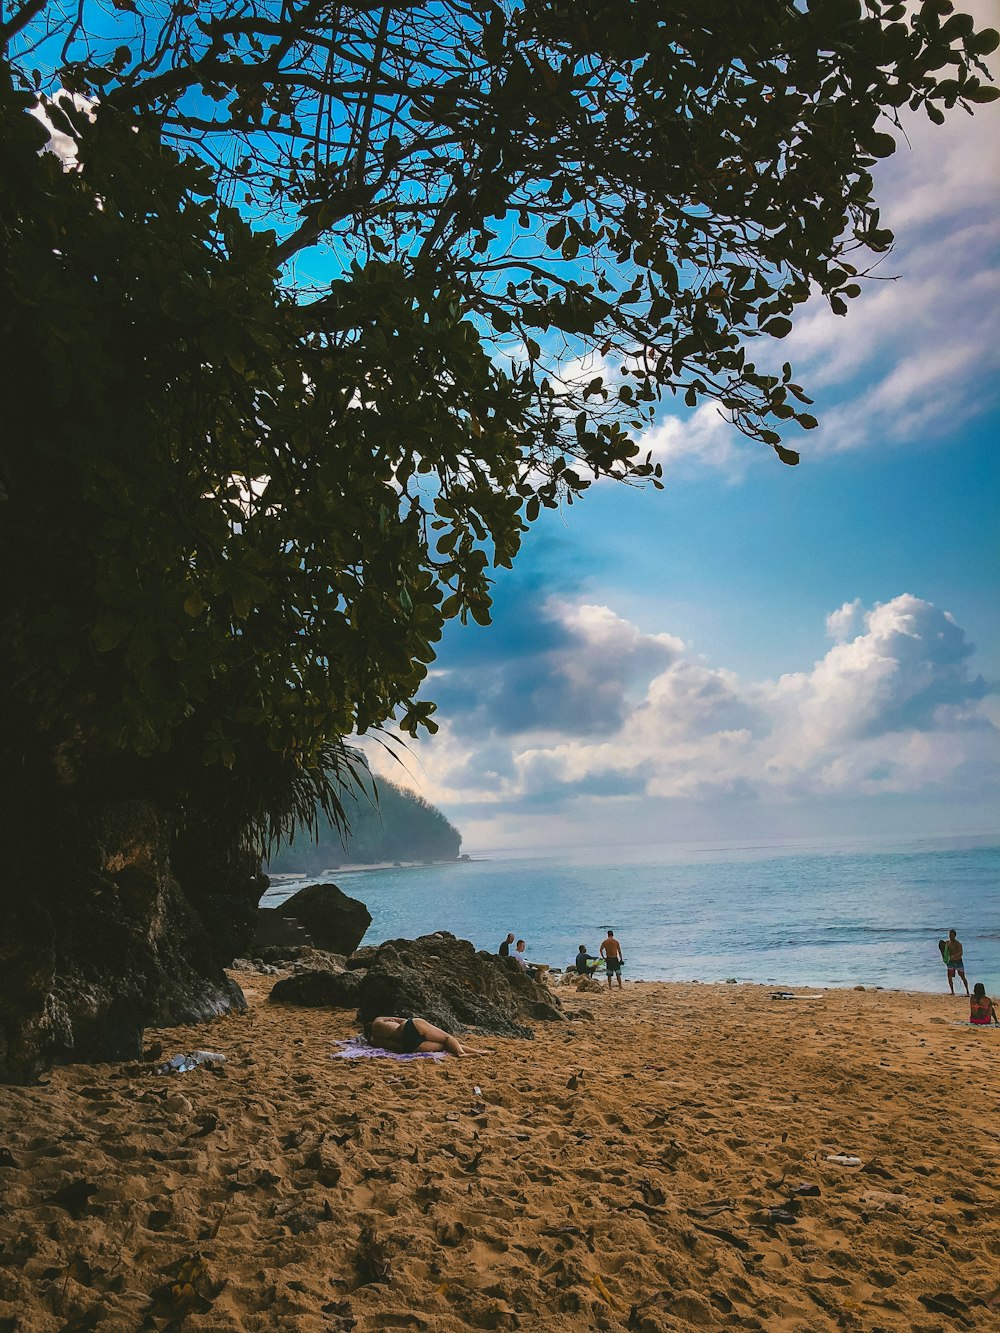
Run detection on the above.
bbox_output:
[938,939,951,965]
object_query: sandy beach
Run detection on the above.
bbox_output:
[1,977,997,1332]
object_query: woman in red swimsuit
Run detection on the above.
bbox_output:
[969,983,998,1026]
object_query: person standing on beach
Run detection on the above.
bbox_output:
[498,932,515,957]
[600,930,624,990]
[944,928,969,995]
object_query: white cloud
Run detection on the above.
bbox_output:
[632,12,1000,474]
[368,594,997,820]
[29,92,97,169]
[638,402,750,477]
[826,599,863,642]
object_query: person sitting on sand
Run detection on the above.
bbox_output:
[498,932,515,957]
[364,1016,488,1056]
[969,983,998,1026]
[510,939,528,971]
[600,929,624,990]
[945,929,970,996]
[575,945,599,975]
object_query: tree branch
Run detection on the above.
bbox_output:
[0,0,50,49]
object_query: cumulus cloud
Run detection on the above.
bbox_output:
[434,592,680,743]
[370,592,997,818]
[826,599,863,643]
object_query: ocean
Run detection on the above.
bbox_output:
[261,833,1000,992]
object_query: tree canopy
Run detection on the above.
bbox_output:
[1,0,996,854]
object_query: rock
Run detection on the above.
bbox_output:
[290,948,348,974]
[345,945,379,971]
[279,883,371,955]
[253,944,308,966]
[575,977,604,994]
[0,799,251,1084]
[355,933,562,1038]
[252,944,350,972]
[269,968,364,1008]
[250,908,312,951]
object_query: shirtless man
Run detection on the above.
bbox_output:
[945,928,969,995]
[365,1016,488,1056]
[600,929,624,990]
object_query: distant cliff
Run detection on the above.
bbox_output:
[266,773,462,874]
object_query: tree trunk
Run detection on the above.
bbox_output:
[0,798,259,1083]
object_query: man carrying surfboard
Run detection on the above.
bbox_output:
[939,928,969,996]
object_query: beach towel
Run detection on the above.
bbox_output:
[331,1035,446,1061]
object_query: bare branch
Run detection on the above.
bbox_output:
[0,0,50,49]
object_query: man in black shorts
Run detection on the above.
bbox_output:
[945,928,969,995]
[600,929,624,990]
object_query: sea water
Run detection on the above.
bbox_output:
[261,833,1000,992]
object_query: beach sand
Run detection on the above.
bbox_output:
[1,978,997,1331]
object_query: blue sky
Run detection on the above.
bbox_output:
[21,3,997,853]
[369,6,1000,851]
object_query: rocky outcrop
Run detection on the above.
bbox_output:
[356,933,562,1038]
[345,945,379,970]
[250,908,313,952]
[279,883,371,956]
[0,800,254,1084]
[250,945,350,974]
[269,968,365,1008]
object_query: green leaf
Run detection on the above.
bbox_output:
[545,220,566,249]
[968,28,999,55]
[184,592,205,617]
[92,616,131,652]
[774,444,800,466]
[865,131,896,157]
[763,317,793,338]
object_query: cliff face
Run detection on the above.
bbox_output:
[0,800,257,1084]
[267,775,461,875]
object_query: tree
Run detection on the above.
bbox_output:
[0,0,995,1078]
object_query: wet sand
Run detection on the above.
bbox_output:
[1,978,998,1331]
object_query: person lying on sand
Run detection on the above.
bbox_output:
[970,983,998,1026]
[364,1016,488,1056]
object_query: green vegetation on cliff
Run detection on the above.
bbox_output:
[267,776,461,875]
